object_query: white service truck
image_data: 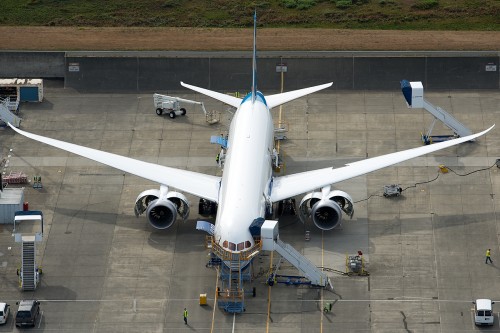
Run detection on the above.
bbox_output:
[473,299,495,326]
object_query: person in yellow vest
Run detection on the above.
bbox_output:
[183,308,188,325]
[486,249,493,264]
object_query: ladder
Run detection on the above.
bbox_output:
[0,97,21,127]
[21,236,36,291]
[218,255,246,313]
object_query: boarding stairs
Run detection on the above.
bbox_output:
[13,211,44,291]
[0,97,21,127]
[21,237,36,291]
[262,220,331,288]
[274,237,331,288]
[401,80,472,144]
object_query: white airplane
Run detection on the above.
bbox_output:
[7,16,494,271]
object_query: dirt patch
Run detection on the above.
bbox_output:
[1,27,499,51]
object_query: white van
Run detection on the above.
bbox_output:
[473,299,495,326]
[0,302,10,324]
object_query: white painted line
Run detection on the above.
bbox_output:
[38,311,43,328]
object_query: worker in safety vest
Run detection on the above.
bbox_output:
[183,308,188,325]
[486,249,493,264]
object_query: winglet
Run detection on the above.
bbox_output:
[251,10,257,104]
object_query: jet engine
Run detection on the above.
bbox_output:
[134,187,190,230]
[298,187,354,231]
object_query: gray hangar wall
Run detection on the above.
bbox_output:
[0,51,498,91]
[0,51,65,78]
[64,51,499,92]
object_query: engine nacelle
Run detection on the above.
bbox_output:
[299,190,354,231]
[134,189,190,230]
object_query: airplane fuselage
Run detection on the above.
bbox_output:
[214,92,274,252]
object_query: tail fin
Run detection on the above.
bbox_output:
[251,10,257,103]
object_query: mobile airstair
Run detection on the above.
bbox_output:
[20,237,37,290]
[401,80,472,145]
[0,96,21,128]
[13,211,43,291]
[262,220,331,288]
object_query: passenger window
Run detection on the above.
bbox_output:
[229,242,236,251]
[245,241,251,248]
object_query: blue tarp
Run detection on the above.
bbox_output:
[249,217,265,237]
[196,220,215,235]
[400,79,412,106]
[210,135,228,149]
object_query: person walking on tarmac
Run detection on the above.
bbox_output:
[183,308,188,325]
[486,249,493,264]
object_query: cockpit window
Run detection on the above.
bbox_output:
[229,242,236,251]
[245,241,251,248]
[237,242,244,251]
[223,240,228,248]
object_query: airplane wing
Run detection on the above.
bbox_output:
[8,123,221,202]
[265,82,333,109]
[181,81,241,108]
[270,125,494,202]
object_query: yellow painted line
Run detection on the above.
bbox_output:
[210,266,219,333]
[266,250,274,333]
[276,68,285,155]
[321,230,324,333]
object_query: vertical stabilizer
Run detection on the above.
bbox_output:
[251,11,257,103]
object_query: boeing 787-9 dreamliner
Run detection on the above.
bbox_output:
[8,13,494,313]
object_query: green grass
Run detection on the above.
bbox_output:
[0,0,498,30]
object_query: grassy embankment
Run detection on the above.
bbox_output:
[0,0,499,30]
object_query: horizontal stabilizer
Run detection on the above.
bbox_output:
[181,82,241,108]
[265,82,333,109]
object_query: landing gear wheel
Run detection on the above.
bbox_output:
[180,108,186,115]
[156,108,163,116]
[169,111,176,119]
